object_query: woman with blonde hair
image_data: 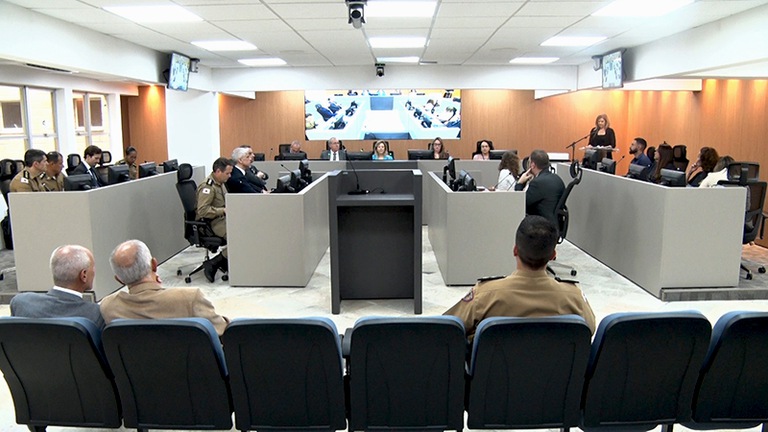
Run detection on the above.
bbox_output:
[430,137,449,159]
[587,113,616,161]
[372,140,393,160]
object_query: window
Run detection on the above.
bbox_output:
[1,101,22,129]
[0,85,59,159]
[0,85,26,160]
[74,92,110,153]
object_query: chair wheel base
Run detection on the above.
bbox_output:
[176,269,182,276]
[759,266,766,274]
[185,277,191,283]
[571,270,577,276]
[746,273,753,280]
[222,275,229,282]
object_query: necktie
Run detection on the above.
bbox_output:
[332,152,337,161]
[89,168,98,186]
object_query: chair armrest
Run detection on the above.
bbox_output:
[341,328,353,358]
[761,212,767,240]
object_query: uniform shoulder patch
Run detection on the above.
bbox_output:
[20,177,29,184]
[461,287,475,302]
[477,275,505,283]
[201,188,211,195]
[22,170,30,179]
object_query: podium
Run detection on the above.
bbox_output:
[328,169,422,314]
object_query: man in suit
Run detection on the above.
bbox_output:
[515,149,565,228]
[10,244,104,329]
[227,146,267,193]
[100,240,230,335]
[70,145,104,188]
[320,137,346,161]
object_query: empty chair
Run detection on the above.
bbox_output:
[672,145,689,171]
[727,162,760,183]
[102,318,232,431]
[222,318,347,432]
[581,312,711,431]
[345,316,466,431]
[0,317,122,431]
[466,316,591,430]
[718,169,767,279]
[547,161,582,277]
[684,311,768,431]
[65,153,80,175]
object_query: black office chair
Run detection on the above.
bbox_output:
[522,156,530,171]
[0,159,17,252]
[581,312,711,432]
[13,159,24,174]
[344,316,466,432]
[465,316,591,430]
[174,163,228,283]
[646,145,656,162]
[718,164,767,280]
[102,318,232,431]
[65,153,80,175]
[99,150,112,166]
[673,144,689,171]
[222,318,347,432]
[0,317,122,431]
[253,152,266,161]
[685,311,768,431]
[275,143,291,160]
[547,161,582,277]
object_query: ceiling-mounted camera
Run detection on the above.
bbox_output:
[346,0,367,29]
[375,63,385,77]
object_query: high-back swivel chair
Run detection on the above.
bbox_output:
[65,153,80,175]
[0,158,17,252]
[672,144,689,171]
[547,161,582,277]
[174,163,228,283]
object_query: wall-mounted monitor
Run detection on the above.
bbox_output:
[167,52,191,92]
[304,89,462,141]
[602,50,624,89]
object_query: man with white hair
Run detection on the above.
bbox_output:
[226,146,267,193]
[10,245,104,329]
[99,239,229,335]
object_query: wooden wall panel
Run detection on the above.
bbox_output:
[121,85,167,164]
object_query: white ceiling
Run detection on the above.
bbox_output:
[5,0,768,70]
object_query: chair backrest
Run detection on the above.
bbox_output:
[102,318,232,430]
[689,311,768,428]
[222,318,347,432]
[66,153,81,175]
[673,144,689,171]
[0,317,122,429]
[175,163,197,218]
[554,161,582,242]
[466,316,591,429]
[727,162,760,184]
[0,158,16,181]
[646,146,656,162]
[100,150,112,165]
[347,316,466,431]
[13,159,24,174]
[581,312,711,430]
[717,174,766,244]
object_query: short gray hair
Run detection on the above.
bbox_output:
[110,240,152,285]
[50,245,92,286]
[231,147,250,162]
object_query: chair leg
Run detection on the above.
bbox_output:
[742,263,753,280]
[660,424,674,432]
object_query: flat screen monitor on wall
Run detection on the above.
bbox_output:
[167,52,191,91]
[602,50,624,89]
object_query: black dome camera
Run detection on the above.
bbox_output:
[375,63,385,77]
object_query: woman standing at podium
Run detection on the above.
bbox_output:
[587,113,616,161]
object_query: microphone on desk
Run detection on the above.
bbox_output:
[492,172,513,190]
[616,155,626,165]
[346,156,369,195]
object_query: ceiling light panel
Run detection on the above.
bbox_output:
[238,58,287,66]
[369,37,427,48]
[103,5,203,23]
[192,40,257,51]
[376,56,421,63]
[593,0,695,17]
[366,1,436,18]
[541,36,606,47]
[509,57,559,64]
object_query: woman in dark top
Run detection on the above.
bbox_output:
[430,137,449,159]
[587,114,616,160]
[686,146,719,187]
[649,143,675,183]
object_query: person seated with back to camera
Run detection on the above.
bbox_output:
[473,140,494,160]
[489,151,521,191]
[371,140,393,160]
[699,155,735,188]
[648,142,675,183]
[444,215,596,342]
[430,137,449,159]
[687,146,720,187]
[514,150,565,228]
[227,146,268,194]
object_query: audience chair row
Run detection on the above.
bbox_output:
[1,311,767,432]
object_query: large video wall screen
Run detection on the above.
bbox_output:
[304,89,461,141]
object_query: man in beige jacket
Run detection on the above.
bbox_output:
[100,239,229,335]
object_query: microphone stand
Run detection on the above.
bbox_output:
[566,134,590,162]
[346,155,369,195]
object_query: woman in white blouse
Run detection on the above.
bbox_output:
[490,151,521,191]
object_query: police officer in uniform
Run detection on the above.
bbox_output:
[444,215,596,342]
[115,146,139,180]
[41,151,65,192]
[9,149,49,193]
[195,157,233,282]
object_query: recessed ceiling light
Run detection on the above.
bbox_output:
[369,37,426,49]
[103,5,202,23]
[377,56,420,63]
[366,1,436,18]
[192,41,257,51]
[593,0,694,17]
[238,58,287,67]
[541,36,606,47]
[509,57,559,65]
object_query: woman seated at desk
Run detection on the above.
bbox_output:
[687,146,720,187]
[429,137,449,159]
[490,151,521,191]
[473,139,493,160]
[648,142,675,183]
[372,140,393,160]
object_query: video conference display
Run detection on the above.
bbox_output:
[602,51,623,89]
[304,89,462,141]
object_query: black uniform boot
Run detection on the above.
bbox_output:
[219,256,229,273]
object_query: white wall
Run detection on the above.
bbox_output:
[165,89,220,168]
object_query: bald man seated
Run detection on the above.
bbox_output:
[10,245,104,329]
[99,239,230,335]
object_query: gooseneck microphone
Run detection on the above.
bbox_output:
[346,156,368,195]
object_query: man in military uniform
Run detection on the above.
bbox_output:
[9,149,49,192]
[41,151,65,192]
[196,157,233,282]
[115,146,138,180]
[444,215,596,342]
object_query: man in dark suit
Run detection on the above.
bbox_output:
[70,145,105,188]
[515,149,565,228]
[10,245,104,329]
[320,137,346,161]
[227,146,268,193]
